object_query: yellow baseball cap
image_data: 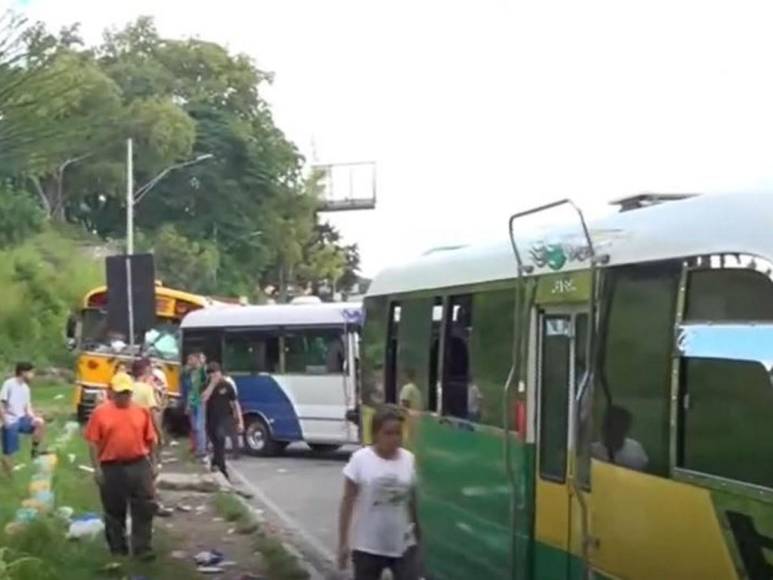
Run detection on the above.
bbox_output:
[109,372,134,393]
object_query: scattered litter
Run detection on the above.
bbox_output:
[276,468,288,474]
[227,528,235,535]
[56,506,75,520]
[170,550,187,559]
[220,560,237,568]
[156,506,174,518]
[67,454,76,464]
[213,517,224,522]
[194,549,225,566]
[165,523,174,529]
[163,457,179,464]
[100,562,123,573]
[197,566,225,574]
[53,394,65,400]
[195,505,207,513]
[67,515,104,539]
[78,464,95,474]
[170,440,179,447]
[176,504,193,513]
[12,463,26,472]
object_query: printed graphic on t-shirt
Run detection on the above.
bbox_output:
[371,474,411,508]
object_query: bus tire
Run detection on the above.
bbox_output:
[244,416,278,456]
[309,444,341,454]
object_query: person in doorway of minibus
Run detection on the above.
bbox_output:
[202,362,244,481]
[84,378,158,559]
[0,362,46,476]
[399,369,422,412]
[337,406,421,580]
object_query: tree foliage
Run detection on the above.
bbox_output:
[0,12,362,300]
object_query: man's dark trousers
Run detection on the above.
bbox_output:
[98,457,155,555]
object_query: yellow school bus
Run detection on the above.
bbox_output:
[72,283,215,422]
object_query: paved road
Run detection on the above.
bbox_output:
[230,443,357,565]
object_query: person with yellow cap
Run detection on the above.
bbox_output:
[85,374,158,559]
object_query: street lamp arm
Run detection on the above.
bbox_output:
[133,153,214,205]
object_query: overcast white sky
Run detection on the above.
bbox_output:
[8,0,773,275]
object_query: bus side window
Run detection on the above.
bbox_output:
[284,329,345,375]
[468,289,515,426]
[395,298,434,410]
[361,296,389,405]
[679,259,773,488]
[224,332,279,374]
[441,295,472,419]
[590,261,680,478]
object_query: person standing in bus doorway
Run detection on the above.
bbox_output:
[182,352,207,458]
[0,363,46,476]
[84,379,158,559]
[337,406,421,580]
[202,362,244,480]
[399,369,422,412]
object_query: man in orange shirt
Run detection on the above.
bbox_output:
[84,378,157,559]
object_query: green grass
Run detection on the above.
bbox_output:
[0,381,197,579]
[213,492,310,580]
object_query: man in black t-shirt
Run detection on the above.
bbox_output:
[202,362,244,480]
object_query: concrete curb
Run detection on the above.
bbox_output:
[214,469,328,580]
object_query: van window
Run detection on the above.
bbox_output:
[223,331,279,374]
[284,328,346,374]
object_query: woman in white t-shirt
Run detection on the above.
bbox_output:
[338,406,420,580]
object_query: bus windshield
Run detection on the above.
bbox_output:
[78,308,181,361]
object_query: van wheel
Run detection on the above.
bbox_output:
[244,416,278,456]
[309,444,341,454]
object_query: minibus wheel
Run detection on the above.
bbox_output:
[244,415,278,456]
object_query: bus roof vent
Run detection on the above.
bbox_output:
[610,192,699,212]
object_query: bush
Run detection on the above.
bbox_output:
[0,228,102,370]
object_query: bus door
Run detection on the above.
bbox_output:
[534,308,587,580]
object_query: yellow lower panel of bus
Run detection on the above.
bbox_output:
[589,461,737,579]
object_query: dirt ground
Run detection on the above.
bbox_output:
[155,447,266,580]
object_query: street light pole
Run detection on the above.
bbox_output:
[126,138,134,255]
[123,138,211,349]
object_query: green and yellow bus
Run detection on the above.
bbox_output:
[360,192,773,580]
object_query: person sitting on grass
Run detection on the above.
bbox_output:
[0,362,46,476]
